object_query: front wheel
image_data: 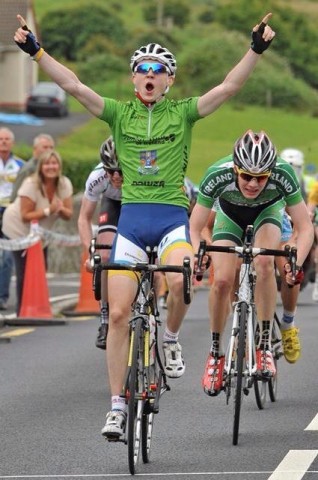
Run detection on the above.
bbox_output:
[233,302,247,446]
[141,347,158,463]
[127,317,144,475]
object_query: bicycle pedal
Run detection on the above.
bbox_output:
[105,434,125,443]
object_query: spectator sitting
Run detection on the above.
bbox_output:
[10,133,55,202]
[2,149,73,315]
[0,127,25,310]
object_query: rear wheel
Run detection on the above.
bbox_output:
[127,317,144,475]
[254,376,267,409]
[269,314,281,402]
[268,357,278,402]
[233,302,247,446]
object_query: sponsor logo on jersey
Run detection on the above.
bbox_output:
[131,180,165,187]
[138,150,159,175]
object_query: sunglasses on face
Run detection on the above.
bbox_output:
[134,63,169,75]
[236,168,271,183]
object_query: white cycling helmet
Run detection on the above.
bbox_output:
[280,148,304,168]
[233,130,277,174]
[100,136,120,171]
[130,43,177,75]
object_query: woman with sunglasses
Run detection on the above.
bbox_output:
[190,129,314,396]
[14,12,276,438]
[78,136,122,351]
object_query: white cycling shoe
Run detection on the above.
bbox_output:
[163,341,185,378]
[101,410,126,439]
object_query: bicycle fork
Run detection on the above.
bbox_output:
[224,302,257,399]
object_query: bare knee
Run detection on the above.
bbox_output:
[213,277,233,296]
[254,256,275,281]
[166,274,184,298]
[109,305,130,329]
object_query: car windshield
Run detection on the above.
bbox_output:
[32,84,58,95]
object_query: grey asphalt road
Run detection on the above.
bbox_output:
[0,112,92,145]
[0,282,318,479]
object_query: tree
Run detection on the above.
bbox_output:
[143,0,190,28]
[41,4,128,61]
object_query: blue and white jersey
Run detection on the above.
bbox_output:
[84,162,122,203]
[0,154,25,207]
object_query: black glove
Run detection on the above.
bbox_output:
[251,22,272,54]
[15,25,41,57]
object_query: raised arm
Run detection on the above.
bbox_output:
[197,13,275,118]
[14,15,104,117]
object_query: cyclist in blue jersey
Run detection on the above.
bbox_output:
[14,12,276,438]
[190,130,314,396]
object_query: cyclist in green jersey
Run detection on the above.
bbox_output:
[14,12,276,437]
[190,130,314,396]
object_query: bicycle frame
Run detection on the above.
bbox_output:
[225,252,257,383]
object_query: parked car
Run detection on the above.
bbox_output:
[26,82,69,117]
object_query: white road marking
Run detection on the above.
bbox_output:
[267,450,318,480]
[305,413,318,430]
[2,469,317,479]
[49,293,78,302]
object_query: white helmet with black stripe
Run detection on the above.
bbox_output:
[130,43,177,75]
[233,130,277,174]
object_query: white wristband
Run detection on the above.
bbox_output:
[43,207,50,217]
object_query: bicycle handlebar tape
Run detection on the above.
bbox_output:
[15,24,42,57]
[251,22,273,54]
[195,240,206,281]
[183,257,192,305]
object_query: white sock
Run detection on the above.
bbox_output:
[111,395,127,413]
[163,327,179,343]
[280,309,296,330]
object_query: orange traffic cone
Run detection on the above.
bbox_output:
[63,250,100,317]
[6,241,66,326]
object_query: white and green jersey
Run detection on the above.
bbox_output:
[197,155,303,209]
[99,96,201,209]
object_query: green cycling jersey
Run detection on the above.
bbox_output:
[197,155,303,209]
[99,96,201,209]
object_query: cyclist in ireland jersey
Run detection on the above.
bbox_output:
[14,12,276,438]
[78,137,122,350]
[190,130,314,396]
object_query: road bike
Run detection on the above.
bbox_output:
[196,225,297,446]
[91,241,192,474]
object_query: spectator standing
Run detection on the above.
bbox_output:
[0,127,25,310]
[2,150,73,314]
[10,133,55,202]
